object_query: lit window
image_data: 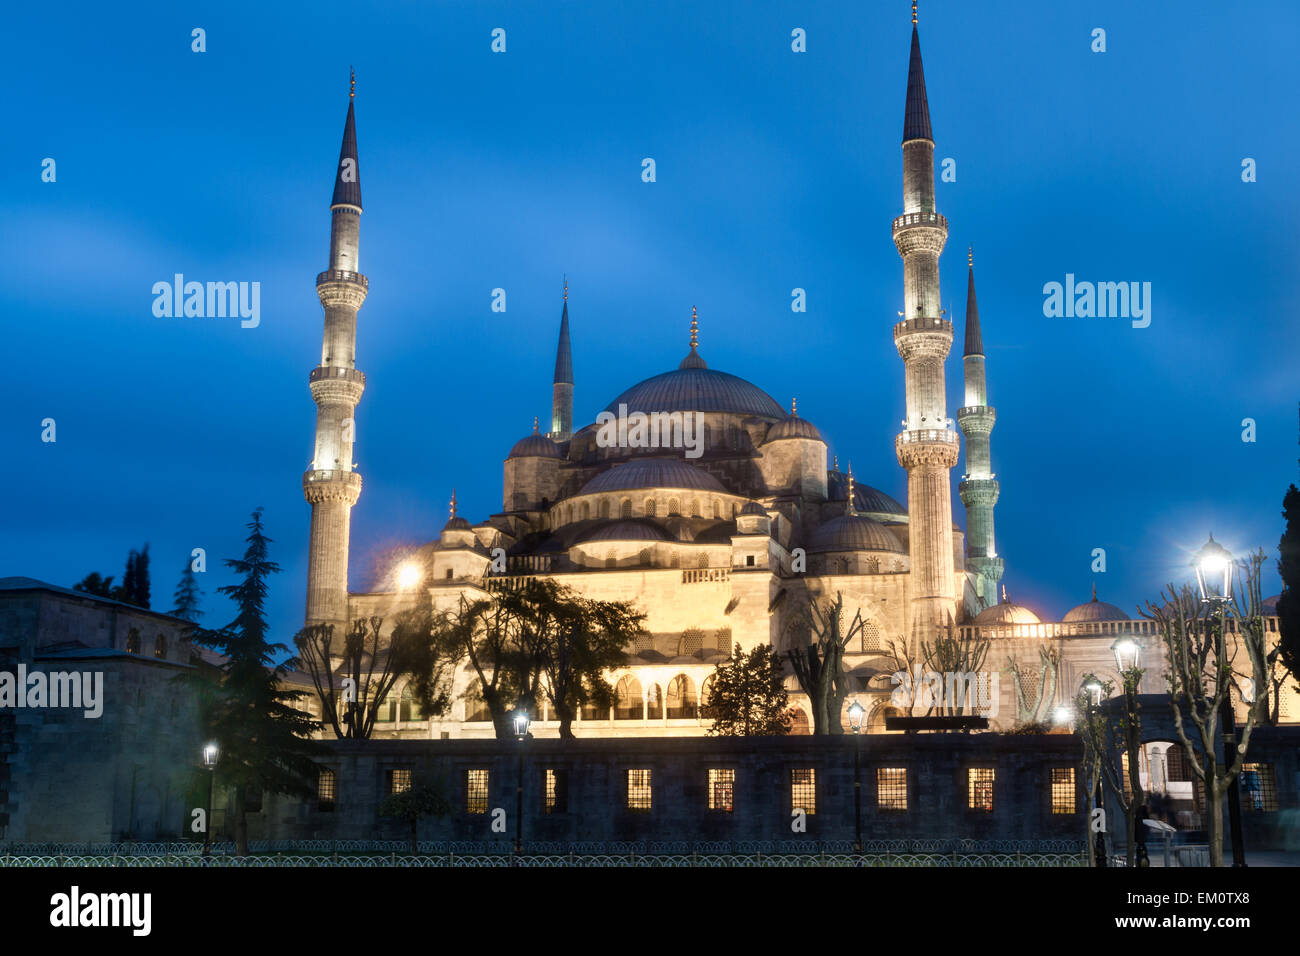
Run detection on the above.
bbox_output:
[968,768,994,812]
[126,629,141,655]
[317,768,336,811]
[465,769,489,813]
[626,769,652,812]
[791,768,816,814]
[708,769,735,812]
[1241,763,1277,812]
[877,768,908,811]
[154,634,167,659]
[387,769,411,795]
[545,768,568,814]
[1050,767,1075,814]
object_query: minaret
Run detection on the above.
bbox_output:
[304,70,367,629]
[957,247,1004,610]
[892,5,959,645]
[549,279,574,441]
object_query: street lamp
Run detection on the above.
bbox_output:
[1052,706,1072,727]
[1110,637,1148,866]
[1081,677,1106,868]
[512,708,531,858]
[1195,535,1246,867]
[202,742,219,858]
[847,700,865,854]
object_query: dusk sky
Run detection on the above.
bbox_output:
[5,0,1298,643]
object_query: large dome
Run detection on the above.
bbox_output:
[605,366,785,419]
[808,514,906,554]
[579,458,727,495]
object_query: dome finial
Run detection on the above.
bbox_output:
[689,305,699,350]
[833,454,839,471]
[968,244,973,269]
[1091,581,1098,602]
[350,66,355,99]
[1001,584,1008,604]
[846,462,856,514]
[449,488,457,519]
[791,397,798,416]
[532,416,539,433]
[912,0,918,25]
[563,274,568,302]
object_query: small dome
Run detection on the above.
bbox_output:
[1063,587,1130,623]
[443,516,472,532]
[579,458,726,495]
[766,414,823,443]
[740,501,768,516]
[975,596,1041,626]
[827,471,907,518]
[581,520,670,543]
[508,430,563,460]
[808,514,906,554]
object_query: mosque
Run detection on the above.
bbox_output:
[296,13,1295,743]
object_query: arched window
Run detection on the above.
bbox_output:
[599,499,611,519]
[580,501,590,521]
[399,685,423,722]
[126,629,141,655]
[464,680,492,722]
[690,499,701,518]
[581,696,607,721]
[701,674,716,706]
[666,675,698,719]
[153,633,167,659]
[375,690,396,723]
[788,707,811,735]
[620,498,632,519]
[646,682,664,720]
[605,549,617,569]
[638,548,652,566]
[697,552,709,569]
[713,500,722,519]
[614,676,643,720]
[668,497,680,516]
[645,498,657,517]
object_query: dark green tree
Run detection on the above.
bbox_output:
[194,508,322,855]
[704,645,791,736]
[379,776,453,853]
[170,560,203,623]
[1274,484,1300,721]
[73,572,116,597]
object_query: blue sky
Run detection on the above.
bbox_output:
[4,0,1298,641]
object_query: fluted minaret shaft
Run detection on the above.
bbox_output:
[957,253,1003,609]
[304,84,367,629]
[893,22,957,645]
[550,283,573,441]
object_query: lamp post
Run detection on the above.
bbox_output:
[1195,535,1246,867]
[202,742,219,858]
[512,709,531,859]
[1111,637,1147,867]
[1084,679,1106,868]
[847,700,865,854]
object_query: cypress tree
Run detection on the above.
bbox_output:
[1278,484,1300,679]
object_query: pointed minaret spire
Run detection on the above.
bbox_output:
[903,7,933,143]
[1091,582,1099,602]
[332,72,362,209]
[679,305,708,369]
[957,243,1003,610]
[450,489,458,520]
[549,279,574,441]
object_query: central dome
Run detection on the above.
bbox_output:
[606,366,786,419]
[580,458,727,495]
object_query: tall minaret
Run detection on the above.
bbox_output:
[549,278,573,441]
[304,71,367,629]
[892,5,959,645]
[957,248,1003,610]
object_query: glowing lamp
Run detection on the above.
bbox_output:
[203,742,219,769]
[1053,706,1073,726]
[512,709,531,740]
[1194,535,1233,605]
[397,561,423,591]
[847,700,865,734]
[1083,679,1103,709]
[1111,638,1141,672]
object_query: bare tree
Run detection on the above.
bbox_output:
[786,592,865,734]
[920,616,990,717]
[1143,550,1273,866]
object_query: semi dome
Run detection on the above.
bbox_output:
[808,514,906,554]
[580,520,671,543]
[1063,586,1130,623]
[827,470,907,518]
[579,458,727,495]
[766,413,823,443]
[508,428,563,460]
[740,500,768,516]
[605,366,785,419]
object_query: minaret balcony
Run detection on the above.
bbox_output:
[302,469,363,505]
[956,404,995,418]
[893,316,952,338]
[891,211,947,235]
[315,269,368,290]
[895,428,960,469]
[897,428,959,447]
[310,366,367,386]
